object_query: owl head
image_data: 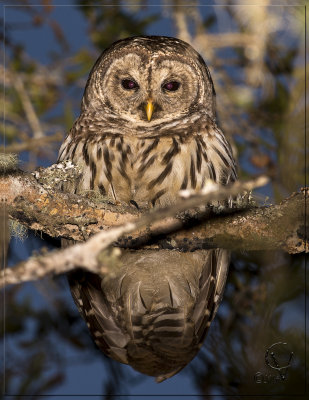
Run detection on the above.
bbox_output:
[81,36,216,125]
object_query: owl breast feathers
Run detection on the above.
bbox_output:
[58,36,237,382]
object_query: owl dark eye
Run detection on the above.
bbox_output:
[162,81,180,92]
[121,79,139,90]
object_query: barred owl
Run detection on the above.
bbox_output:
[58,36,237,382]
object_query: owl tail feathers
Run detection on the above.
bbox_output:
[125,304,198,382]
[155,366,184,383]
[127,339,192,383]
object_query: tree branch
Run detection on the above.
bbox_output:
[1,159,307,289]
[0,173,267,289]
[1,162,307,256]
[0,132,63,154]
[12,73,44,139]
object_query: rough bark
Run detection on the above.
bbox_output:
[0,164,307,255]
[0,162,307,289]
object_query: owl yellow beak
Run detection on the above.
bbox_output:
[145,100,154,121]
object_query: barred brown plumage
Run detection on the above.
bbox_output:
[58,36,237,382]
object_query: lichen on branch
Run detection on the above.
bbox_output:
[0,158,307,288]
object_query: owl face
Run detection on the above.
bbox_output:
[103,53,200,123]
[82,36,216,126]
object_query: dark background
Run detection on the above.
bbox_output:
[1,1,307,398]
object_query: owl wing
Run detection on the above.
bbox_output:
[68,268,131,365]
[192,249,230,347]
[67,247,230,382]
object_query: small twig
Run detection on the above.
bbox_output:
[173,7,192,44]
[11,73,44,139]
[0,132,63,154]
[195,33,255,49]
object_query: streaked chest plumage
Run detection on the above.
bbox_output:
[58,118,236,208]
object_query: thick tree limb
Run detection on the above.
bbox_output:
[1,173,269,289]
[0,163,307,256]
[0,159,307,289]
[1,165,139,239]
[1,186,306,290]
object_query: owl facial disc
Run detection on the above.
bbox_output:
[82,36,216,126]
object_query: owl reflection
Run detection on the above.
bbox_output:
[58,36,237,382]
